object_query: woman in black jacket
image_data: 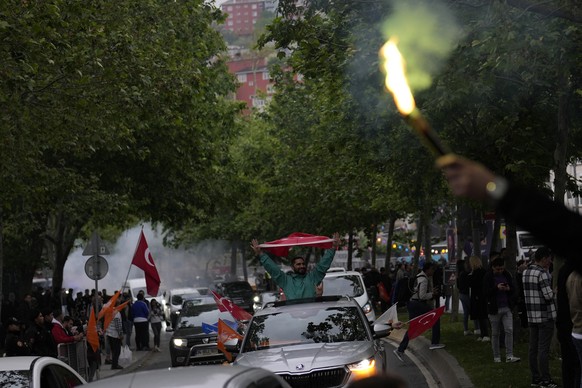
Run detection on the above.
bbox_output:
[468,256,489,342]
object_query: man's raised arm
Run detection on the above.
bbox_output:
[251,239,287,287]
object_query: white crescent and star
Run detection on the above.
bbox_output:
[144,248,155,267]
[418,312,437,325]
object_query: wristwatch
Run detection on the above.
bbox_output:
[486,176,508,201]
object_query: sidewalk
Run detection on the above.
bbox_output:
[386,328,473,388]
[95,347,154,381]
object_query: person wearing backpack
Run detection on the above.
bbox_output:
[393,261,445,362]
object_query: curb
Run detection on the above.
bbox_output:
[387,329,473,388]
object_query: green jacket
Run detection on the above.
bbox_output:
[259,249,336,300]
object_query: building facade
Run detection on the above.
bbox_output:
[221,0,266,36]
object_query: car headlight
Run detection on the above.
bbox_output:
[253,296,260,303]
[362,302,372,314]
[347,358,376,379]
[172,338,187,348]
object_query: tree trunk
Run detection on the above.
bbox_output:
[371,225,377,268]
[0,208,3,320]
[385,215,396,262]
[470,209,482,260]
[347,230,354,270]
[240,242,248,281]
[230,241,237,277]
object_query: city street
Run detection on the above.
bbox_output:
[95,323,436,387]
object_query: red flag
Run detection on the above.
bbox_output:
[211,290,253,322]
[259,232,334,257]
[87,308,99,352]
[407,305,445,340]
[131,230,161,296]
[217,319,243,362]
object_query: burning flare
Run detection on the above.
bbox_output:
[380,38,415,115]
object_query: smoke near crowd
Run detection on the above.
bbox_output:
[63,224,232,295]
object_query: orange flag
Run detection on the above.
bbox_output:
[100,291,122,331]
[217,319,242,362]
[87,308,100,352]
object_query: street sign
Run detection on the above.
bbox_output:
[82,231,110,256]
[85,256,109,280]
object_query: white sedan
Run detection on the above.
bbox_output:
[0,356,87,387]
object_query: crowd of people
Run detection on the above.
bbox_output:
[0,285,166,381]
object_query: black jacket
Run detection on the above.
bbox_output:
[483,269,517,315]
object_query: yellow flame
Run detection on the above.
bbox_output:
[380,38,416,115]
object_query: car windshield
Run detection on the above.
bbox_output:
[172,293,199,305]
[242,306,368,352]
[0,370,31,387]
[322,275,364,297]
[178,303,235,329]
[223,282,252,295]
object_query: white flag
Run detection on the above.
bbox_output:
[374,303,399,324]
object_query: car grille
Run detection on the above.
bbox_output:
[279,368,347,388]
[231,297,247,305]
[187,336,217,347]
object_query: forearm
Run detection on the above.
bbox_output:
[259,254,285,284]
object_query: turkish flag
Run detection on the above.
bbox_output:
[131,230,161,297]
[259,232,334,257]
[211,290,253,322]
[407,305,445,340]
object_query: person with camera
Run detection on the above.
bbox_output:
[483,256,520,363]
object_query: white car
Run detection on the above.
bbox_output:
[164,287,210,330]
[83,365,291,388]
[0,356,87,387]
[322,270,376,322]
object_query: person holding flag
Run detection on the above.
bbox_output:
[393,261,445,362]
[250,233,340,300]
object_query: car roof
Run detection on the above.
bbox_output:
[0,356,39,371]
[256,296,359,316]
[83,365,290,388]
[170,287,206,295]
[324,270,363,278]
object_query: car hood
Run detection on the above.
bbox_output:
[234,341,374,372]
[173,327,208,337]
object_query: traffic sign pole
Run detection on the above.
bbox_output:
[82,232,110,320]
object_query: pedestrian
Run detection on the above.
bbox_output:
[457,259,475,336]
[149,299,163,352]
[523,247,558,388]
[106,300,124,370]
[558,260,581,388]
[250,233,340,300]
[4,317,30,356]
[566,267,582,388]
[121,292,134,349]
[24,309,55,357]
[51,309,83,346]
[483,256,520,363]
[393,261,444,362]
[131,292,150,351]
[468,256,490,342]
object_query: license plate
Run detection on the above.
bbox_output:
[194,348,218,356]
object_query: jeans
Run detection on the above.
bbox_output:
[488,307,514,358]
[459,293,470,331]
[529,320,554,383]
[151,322,162,348]
[108,336,122,368]
[134,321,150,350]
[397,300,440,353]
[572,336,582,388]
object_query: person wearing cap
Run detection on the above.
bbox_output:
[5,317,31,356]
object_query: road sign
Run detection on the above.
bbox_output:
[85,256,109,280]
[82,231,110,256]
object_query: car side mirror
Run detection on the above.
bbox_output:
[373,323,392,339]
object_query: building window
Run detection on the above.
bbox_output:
[252,4,257,9]
[228,21,233,26]
[251,96,266,108]
[248,81,254,86]
[267,84,275,94]
[227,6,233,11]
[262,71,270,80]
[237,74,247,82]
[253,11,257,16]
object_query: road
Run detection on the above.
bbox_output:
[103,323,436,387]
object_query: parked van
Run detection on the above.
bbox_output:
[122,278,165,305]
[516,231,544,261]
